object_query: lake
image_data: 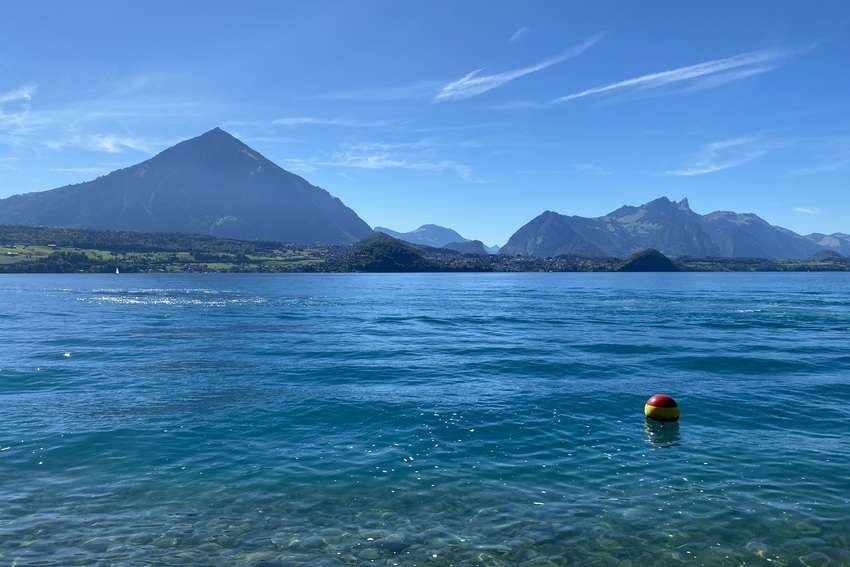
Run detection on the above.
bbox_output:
[1,273,849,565]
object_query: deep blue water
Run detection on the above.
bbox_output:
[1,273,849,566]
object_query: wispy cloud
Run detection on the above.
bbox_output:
[282,159,318,175]
[517,162,611,176]
[90,135,151,153]
[675,65,779,94]
[42,134,152,154]
[0,74,224,159]
[0,156,20,171]
[342,138,486,152]
[435,34,602,102]
[509,26,529,44]
[787,138,850,177]
[285,142,482,182]
[0,84,38,104]
[332,151,475,179]
[324,137,491,181]
[311,81,441,102]
[0,83,39,135]
[570,162,611,175]
[272,116,393,128]
[332,152,476,181]
[239,135,302,145]
[487,100,552,110]
[409,122,497,134]
[342,140,434,152]
[794,206,822,215]
[49,166,111,174]
[665,136,770,176]
[788,159,850,177]
[553,49,790,104]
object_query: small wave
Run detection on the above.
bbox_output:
[79,289,266,307]
[659,354,814,375]
[81,296,266,306]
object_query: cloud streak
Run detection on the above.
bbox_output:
[509,26,529,44]
[41,134,153,154]
[787,138,850,177]
[272,116,392,128]
[0,84,38,104]
[0,84,39,136]
[0,70,251,173]
[344,153,474,180]
[788,159,850,177]
[553,49,789,104]
[90,135,151,153]
[435,34,602,102]
[0,78,207,158]
[665,136,769,176]
[329,151,475,179]
[49,166,111,174]
[793,206,821,215]
[0,156,20,171]
[286,142,483,182]
[311,81,441,102]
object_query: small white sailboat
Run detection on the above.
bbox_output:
[115,267,120,275]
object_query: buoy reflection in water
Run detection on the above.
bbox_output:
[645,419,681,447]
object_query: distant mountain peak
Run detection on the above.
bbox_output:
[645,196,686,211]
[171,128,260,156]
[181,126,242,146]
[416,224,451,232]
[375,224,473,248]
[805,232,850,256]
[148,127,262,173]
[502,196,825,260]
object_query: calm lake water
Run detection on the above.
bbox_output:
[1,273,849,566]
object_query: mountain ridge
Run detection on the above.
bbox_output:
[0,127,372,245]
[443,240,489,255]
[374,224,469,248]
[806,232,850,256]
[0,131,845,258]
[501,197,825,259]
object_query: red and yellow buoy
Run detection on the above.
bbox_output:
[644,394,680,422]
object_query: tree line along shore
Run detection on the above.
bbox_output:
[1,225,848,274]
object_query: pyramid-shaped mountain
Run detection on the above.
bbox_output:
[0,128,372,244]
[501,197,824,259]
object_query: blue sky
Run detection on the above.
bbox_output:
[1,1,849,245]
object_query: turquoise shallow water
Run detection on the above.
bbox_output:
[1,273,849,566]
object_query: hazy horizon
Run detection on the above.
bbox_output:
[1,1,849,244]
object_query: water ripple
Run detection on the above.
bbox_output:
[1,272,849,565]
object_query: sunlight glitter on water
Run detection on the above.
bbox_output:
[1,273,849,565]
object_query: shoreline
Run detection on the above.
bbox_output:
[2,224,848,274]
